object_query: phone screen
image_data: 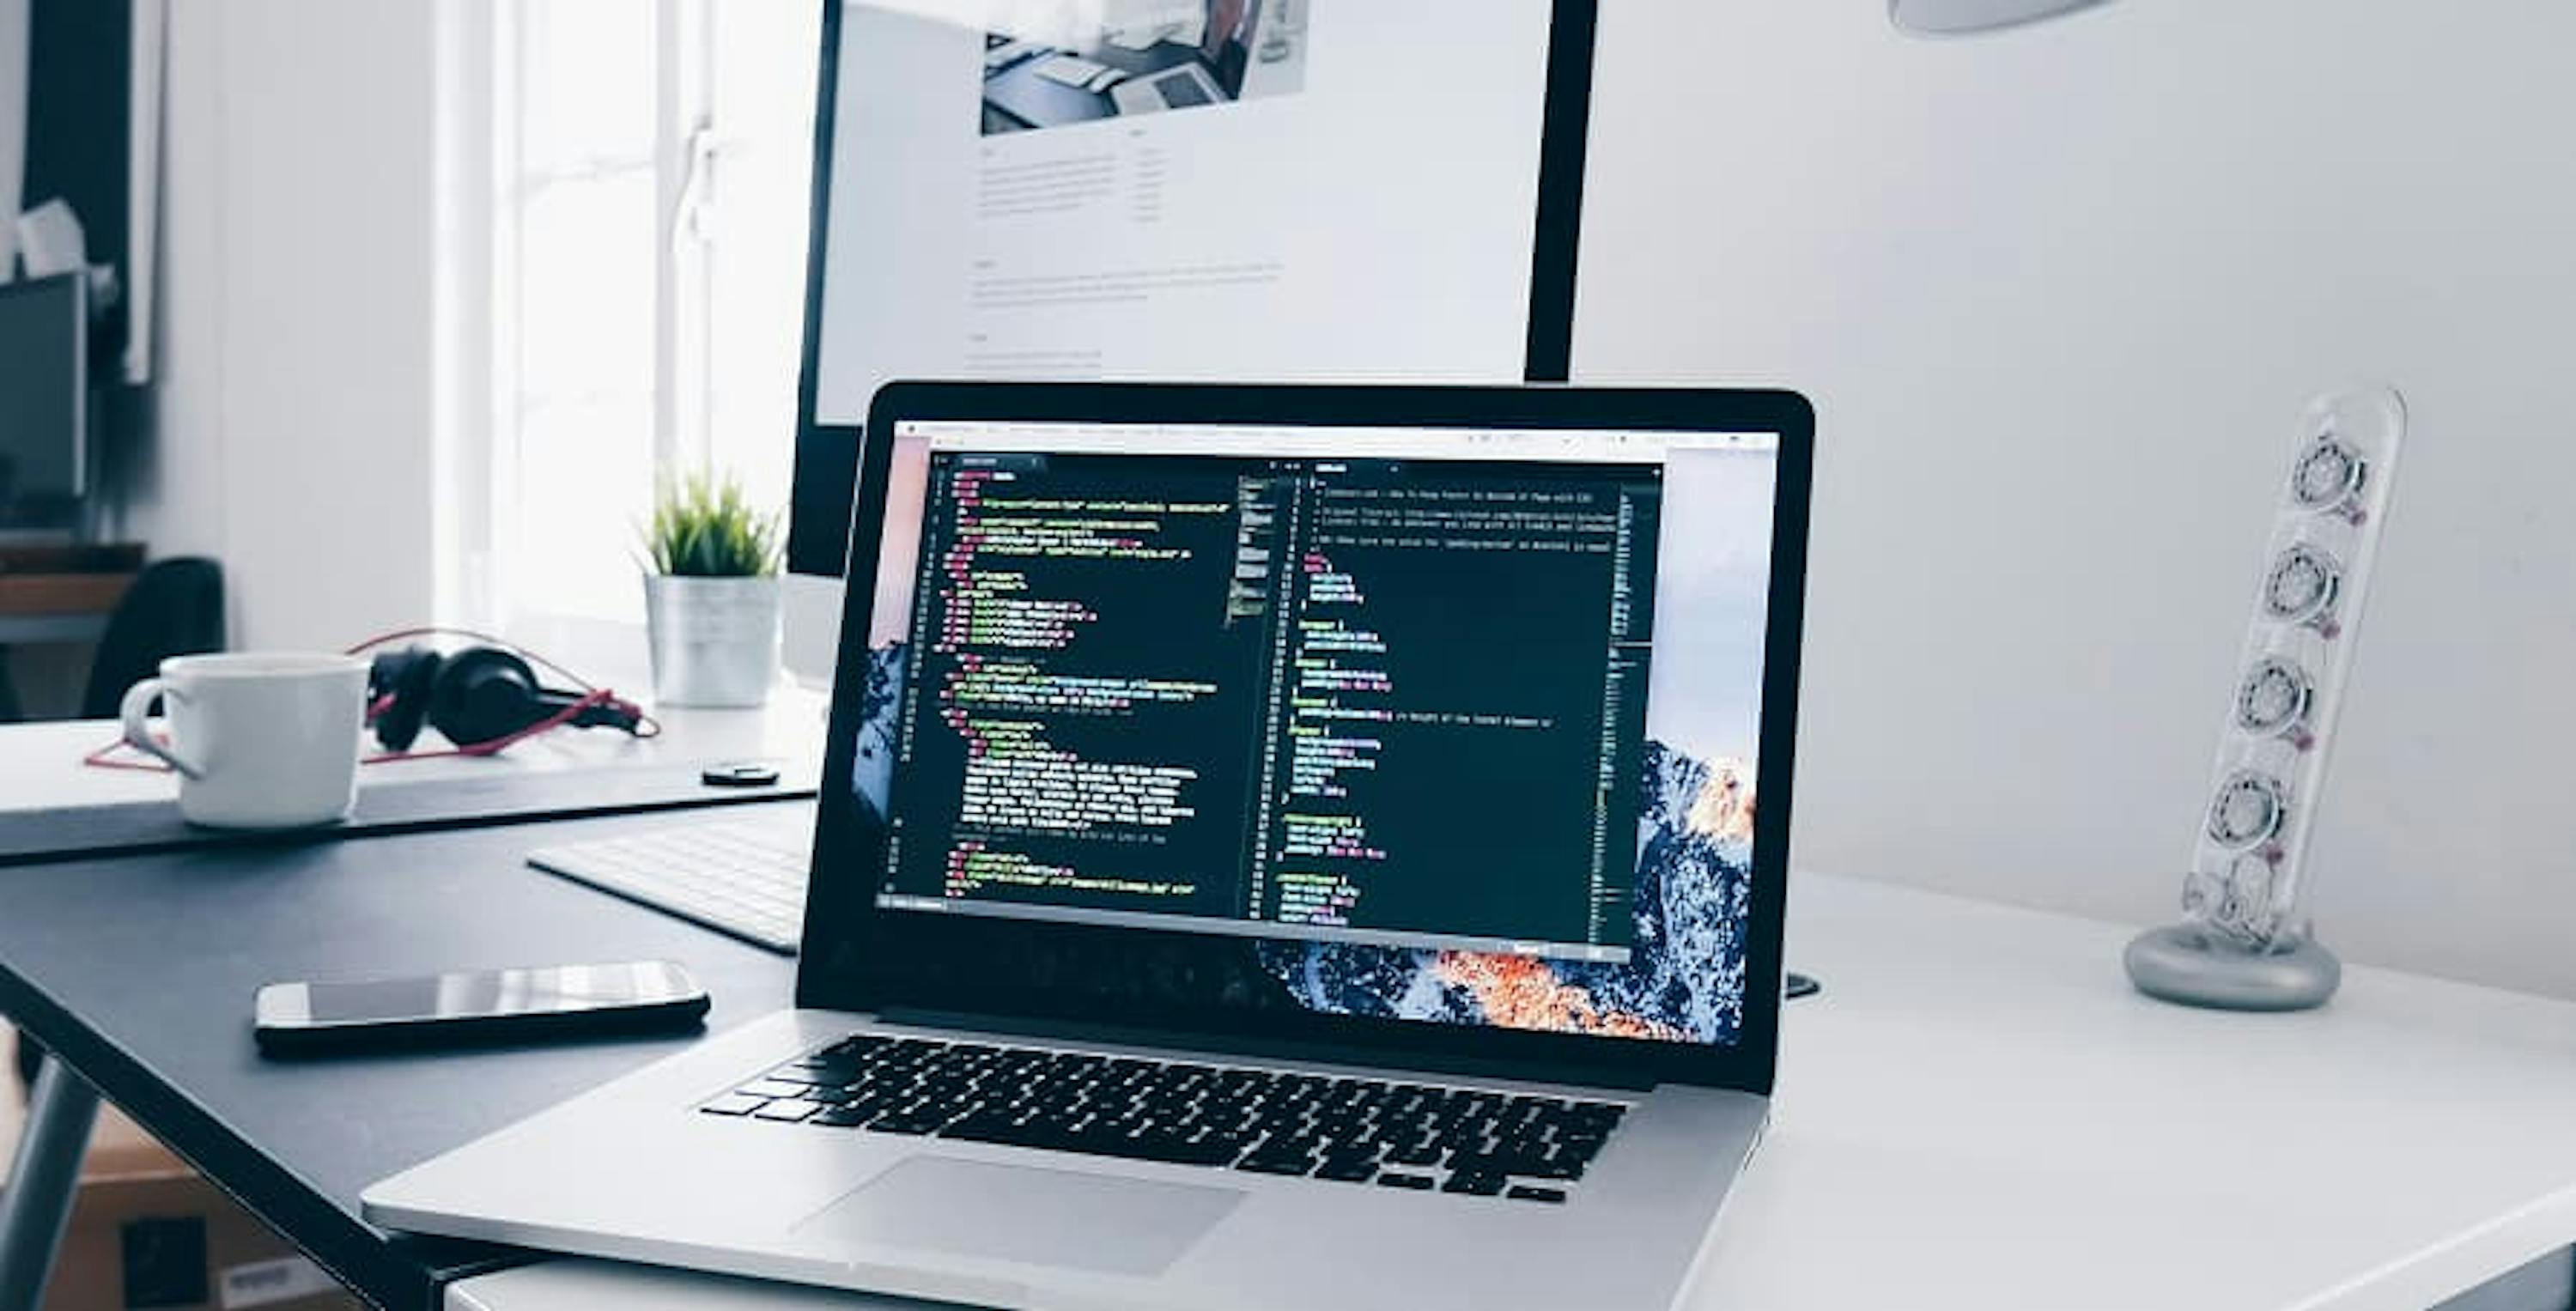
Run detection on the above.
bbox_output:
[295,961,700,1024]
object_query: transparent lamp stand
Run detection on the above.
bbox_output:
[2125,387,2407,1011]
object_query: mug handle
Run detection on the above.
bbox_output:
[119,677,204,779]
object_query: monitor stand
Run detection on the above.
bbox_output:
[782,572,846,691]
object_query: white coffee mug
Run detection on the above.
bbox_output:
[118,652,371,828]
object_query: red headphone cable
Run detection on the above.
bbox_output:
[87,628,661,771]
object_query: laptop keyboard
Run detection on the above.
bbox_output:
[1156,70,1214,107]
[702,1035,1626,1204]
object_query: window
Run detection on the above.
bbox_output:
[489,0,819,634]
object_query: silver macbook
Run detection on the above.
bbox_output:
[1110,62,1226,115]
[364,380,1816,1311]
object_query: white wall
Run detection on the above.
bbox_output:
[127,0,450,651]
[131,0,2576,999]
[1575,0,2576,995]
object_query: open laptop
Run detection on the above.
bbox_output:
[364,381,1815,1311]
[1109,62,1226,116]
[1113,0,1259,116]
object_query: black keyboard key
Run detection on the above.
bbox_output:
[1563,1103,1625,1133]
[1554,1138,1608,1168]
[1383,1140,1444,1167]
[1506,1185,1568,1204]
[762,1069,841,1088]
[935,1114,1029,1143]
[787,1061,860,1086]
[1376,1172,1437,1190]
[1454,1145,1581,1180]
[1528,1157,1585,1181]
[812,1106,875,1128]
[1236,1155,1314,1177]
[1151,1137,1252,1168]
[1442,1172,1507,1197]
[1315,1158,1379,1182]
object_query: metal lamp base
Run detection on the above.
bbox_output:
[2124,924,2341,1012]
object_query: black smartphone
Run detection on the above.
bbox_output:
[253,960,708,1055]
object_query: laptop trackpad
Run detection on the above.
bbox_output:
[792,1156,1244,1276]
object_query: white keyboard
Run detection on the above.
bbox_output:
[528,806,815,954]
[1033,54,1118,90]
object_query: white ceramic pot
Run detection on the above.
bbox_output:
[643,574,781,707]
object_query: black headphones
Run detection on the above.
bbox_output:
[365,645,646,752]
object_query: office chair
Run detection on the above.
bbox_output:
[77,556,227,720]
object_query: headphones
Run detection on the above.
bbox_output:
[365,644,647,754]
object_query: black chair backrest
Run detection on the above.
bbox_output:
[79,557,228,719]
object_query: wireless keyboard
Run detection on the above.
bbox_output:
[527,806,815,954]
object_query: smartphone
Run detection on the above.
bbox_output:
[253,960,708,1055]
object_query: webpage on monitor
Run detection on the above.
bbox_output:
[809,0,1560,427]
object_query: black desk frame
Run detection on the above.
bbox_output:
[0,1057,98,1308]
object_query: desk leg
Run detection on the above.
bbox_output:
[0,646,22,723]
[0,1057,100,1311]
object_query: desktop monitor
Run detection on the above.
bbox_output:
[0,272,88,528]
[782,0,1603,683]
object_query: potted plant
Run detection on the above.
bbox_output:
[641,471,784,707]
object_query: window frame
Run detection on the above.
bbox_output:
[478,0,772,674]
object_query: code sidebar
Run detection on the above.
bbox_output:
[884,452,1267,920]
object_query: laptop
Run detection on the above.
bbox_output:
[364,381,1816,1311]
[1114,0,1259,115]
[1110,63,1226,116]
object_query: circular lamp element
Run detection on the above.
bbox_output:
[2206,770,2288,852]
[2262,543,2343,629]
[2233,658,2315,741]
[2290,432,2371,522]
[1890,0,2117,35]
[2291,435,2367,511]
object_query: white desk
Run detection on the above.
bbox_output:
[0,692,832,816]
[447,873,2576,1311]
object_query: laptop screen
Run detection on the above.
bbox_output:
[840,412,1784,1052]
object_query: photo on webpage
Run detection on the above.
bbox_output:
[980,0,1311,137]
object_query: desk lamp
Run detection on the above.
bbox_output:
[1890,0,2115,35]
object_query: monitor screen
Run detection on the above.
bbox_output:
[787,0,1596,578]
[842,416,1783,1049]
[0,272,87,522]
